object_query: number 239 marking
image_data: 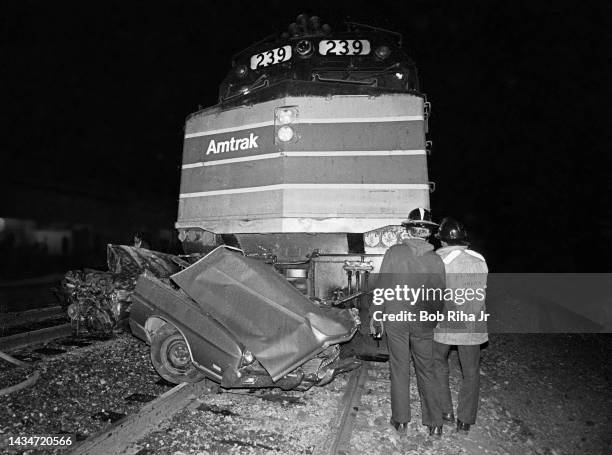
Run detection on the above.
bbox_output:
[319,40,370,55]
[250,45,292,69]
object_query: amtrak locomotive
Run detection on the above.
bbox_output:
[176,15,433,323]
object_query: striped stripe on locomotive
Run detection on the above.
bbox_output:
[177,88,430,237]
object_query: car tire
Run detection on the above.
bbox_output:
[150,324,205,384]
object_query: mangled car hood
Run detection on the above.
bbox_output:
[171,246,358,381]
[106,244,189,276]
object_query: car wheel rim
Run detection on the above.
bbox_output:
[165,339,190,372]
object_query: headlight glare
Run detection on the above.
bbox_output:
[277,108,295,124]
[277,126,294,142]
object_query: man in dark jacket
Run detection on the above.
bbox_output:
[370,208,445,436]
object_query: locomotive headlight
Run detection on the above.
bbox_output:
[374,45,391,60]
[277,125,294,142]
[276,108,296,124]
[275,106,298,143]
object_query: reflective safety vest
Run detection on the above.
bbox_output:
[434,246,488,345]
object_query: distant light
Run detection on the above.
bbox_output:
[277,126,294,142]
[395,72,404,79]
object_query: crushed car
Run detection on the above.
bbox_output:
[129,246,361,391]
[58,245,190,336]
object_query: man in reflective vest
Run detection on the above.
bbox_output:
[432,217,488,433]
[370,208,445,437]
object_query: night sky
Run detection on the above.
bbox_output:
[2,0,609,272]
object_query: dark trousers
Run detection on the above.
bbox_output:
[433,341,481,424]
[386,321,441,426]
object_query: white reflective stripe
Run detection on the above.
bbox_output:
[181,150,426,169]
[465,249,486,262]
[182,153,282,168]
[184,115,424,138]
[284,149,426,157]
[185,121,274,138]
[442,249,462,265]
[419,207,425,220]
[182,162,203,169]
[298,115,423,124]
[179,183,430,198]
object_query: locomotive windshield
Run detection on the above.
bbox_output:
[219,15,420,102]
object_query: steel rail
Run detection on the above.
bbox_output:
[0,305,65,329]
[315,362,369,455]
[70,380,212,455]
[0,323,73,351]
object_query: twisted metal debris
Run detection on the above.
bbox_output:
[58,245,192,336]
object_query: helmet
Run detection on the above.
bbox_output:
[402,208,438,228]
[436,217,469,244]
[402,208,437,239]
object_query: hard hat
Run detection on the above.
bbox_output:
[402,208,438,228]
[435,217,469,244]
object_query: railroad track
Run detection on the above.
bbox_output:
[0,305,65,330]
[0,304,72,351]
[2,326,373,455]
[315,362,370,455]
[1,332,198,455]
[0,323,73,351]
[69,380,214,455]
[71,363,370,455]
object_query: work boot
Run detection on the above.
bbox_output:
[456,420,471,433]
[428,425,443,437]
[389,417,408,435]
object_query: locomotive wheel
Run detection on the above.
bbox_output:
[150,324,205,384]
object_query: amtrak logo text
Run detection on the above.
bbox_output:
[206,133,259,155]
